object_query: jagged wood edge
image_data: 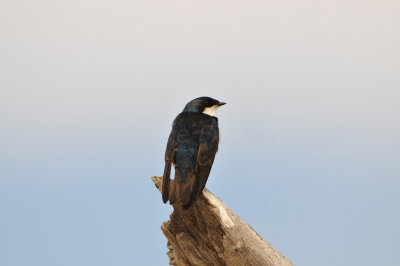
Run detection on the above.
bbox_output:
[152,176,294,266]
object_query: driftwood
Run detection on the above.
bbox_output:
[152,176,294,266]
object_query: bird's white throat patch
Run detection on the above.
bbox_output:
[202,105,219,117]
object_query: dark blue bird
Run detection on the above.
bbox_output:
[162,96,226,209]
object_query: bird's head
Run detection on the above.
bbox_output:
[183,96,226,117]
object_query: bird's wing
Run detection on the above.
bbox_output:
[191,122,219,203]
[162,129,178,203]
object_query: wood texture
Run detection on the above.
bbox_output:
[152,176,294,266]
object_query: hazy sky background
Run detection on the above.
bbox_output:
[1,0,399,265]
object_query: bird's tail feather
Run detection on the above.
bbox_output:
[169,169,196,208]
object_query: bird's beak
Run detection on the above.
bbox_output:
[217,102,226,106]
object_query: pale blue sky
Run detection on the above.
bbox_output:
[1,0,399,265]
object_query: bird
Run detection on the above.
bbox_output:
[162,96,226,209]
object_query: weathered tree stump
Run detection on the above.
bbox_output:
[152,176,294,266]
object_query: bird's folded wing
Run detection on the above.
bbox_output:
[192,130,219,201]
[162,131,178,203]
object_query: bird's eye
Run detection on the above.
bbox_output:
[205,101,210,106]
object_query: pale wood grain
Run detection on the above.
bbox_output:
[152,176,294,266]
